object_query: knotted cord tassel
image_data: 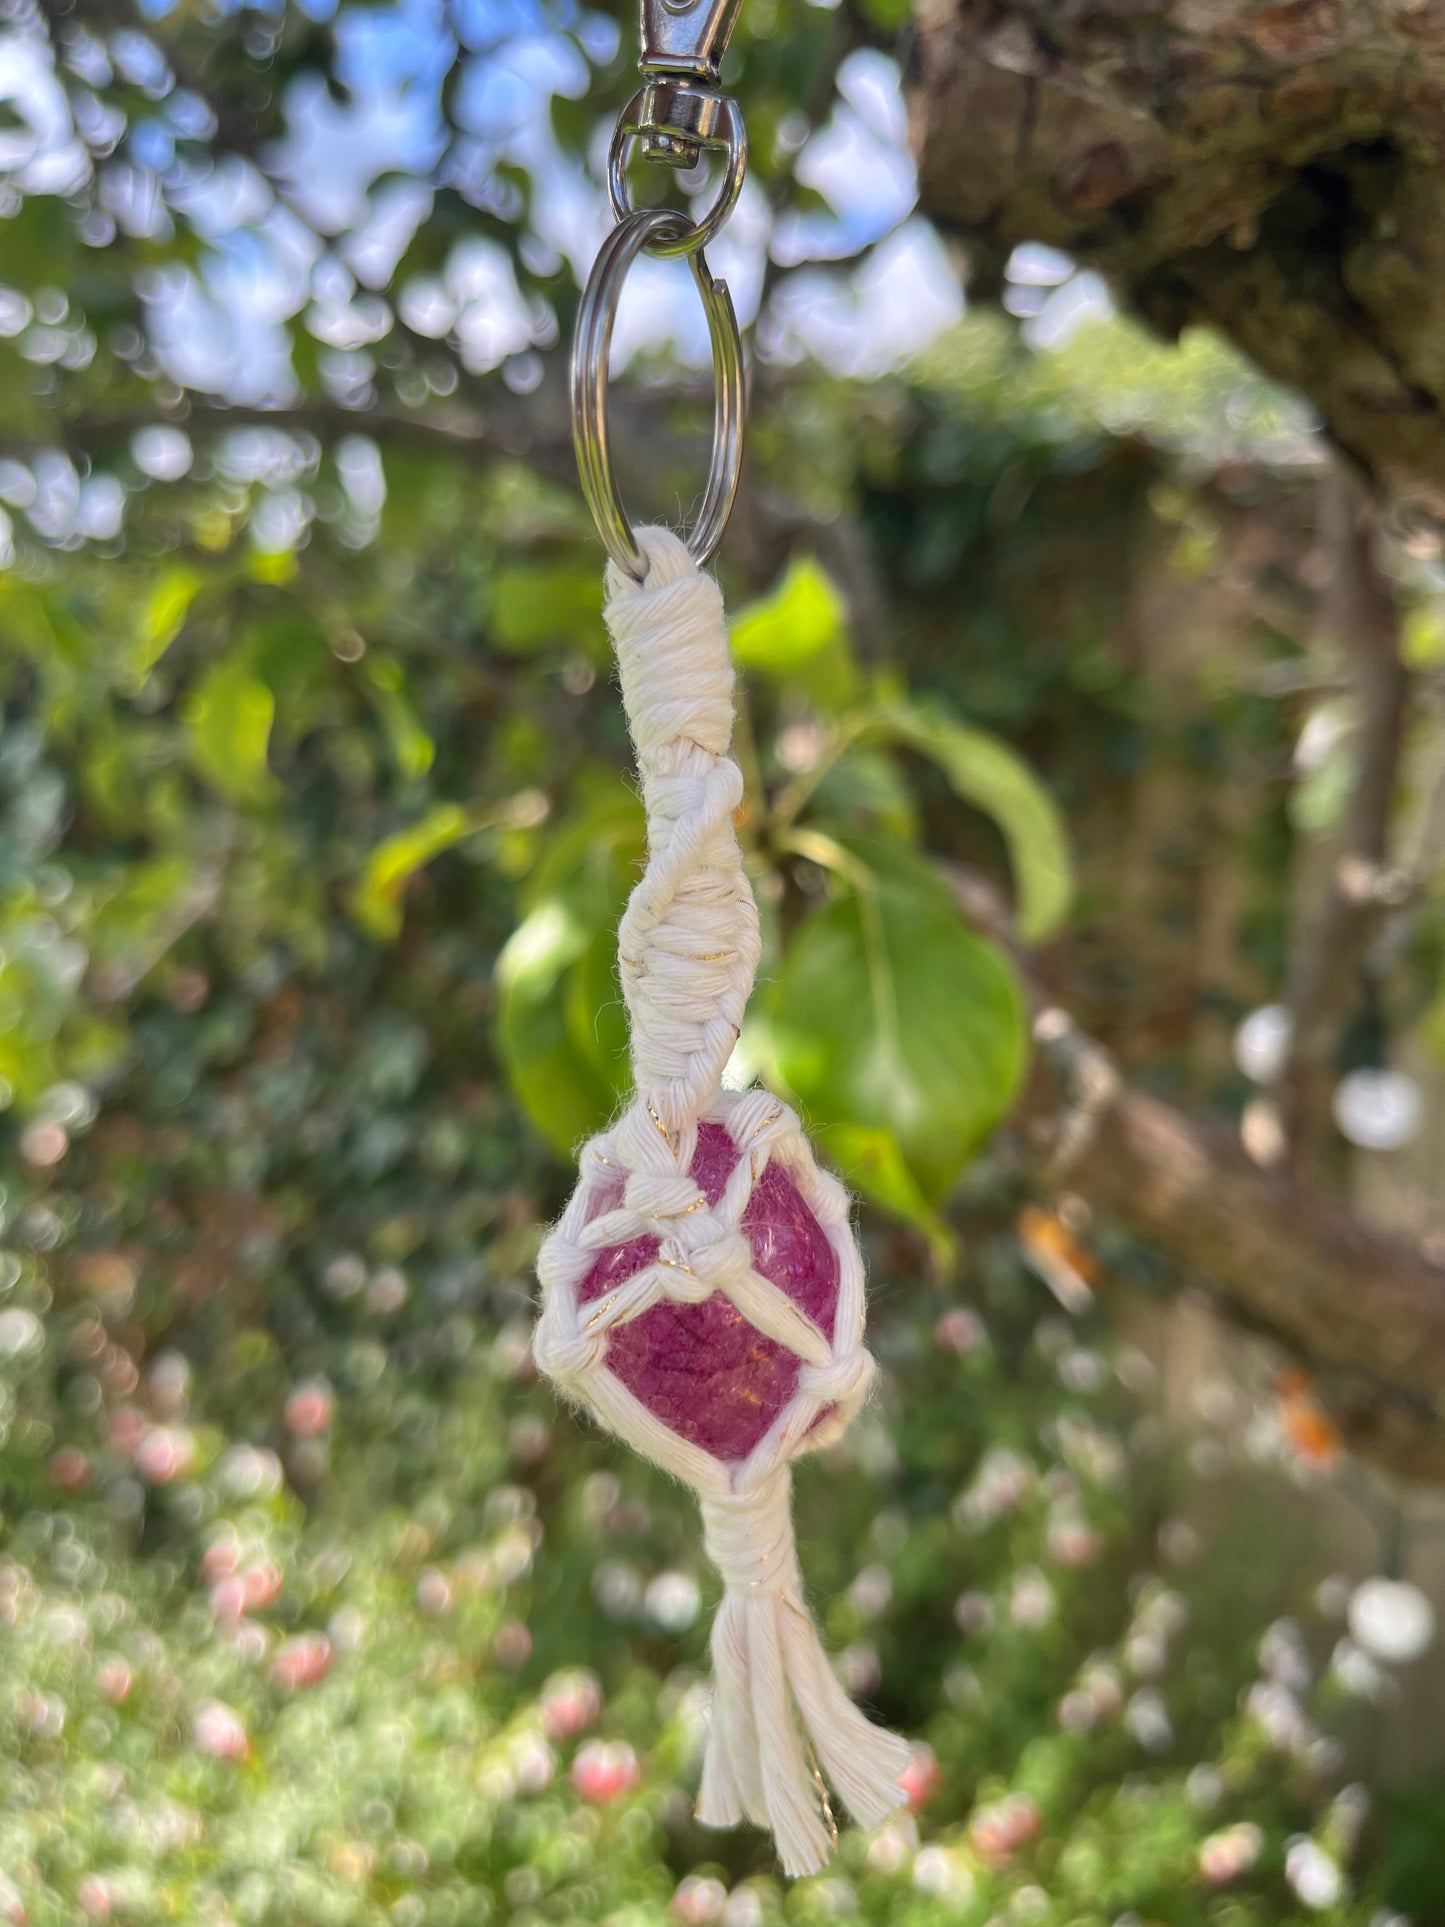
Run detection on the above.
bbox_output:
[533,525,909,1875]
[697,1474,912,1876]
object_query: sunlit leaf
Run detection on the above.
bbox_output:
[135,567,204,682]
[353,804,473,939]
[1419,989,1445,1067]
[732,557,844,670]
[249,550,298,586]
[495,795,642,1155]
[770,835,1028,1206]
[183,659,276,805]
[90,857,196,956]
[857,700,1072,942]
[364,655,435,780]
[731,556,858,706]
[1402,603,1445,669]
[1289,699,1356,836]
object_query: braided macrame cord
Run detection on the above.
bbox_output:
[533,527,910,1875]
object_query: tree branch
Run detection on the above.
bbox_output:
[948,867,1445,1486]
[907,0,1445,517]
[1277,465,1411,1172]
[5,375,719,503]
[1035,1009,1445,1471]
[17,378,906,659]
[33,391,578,490]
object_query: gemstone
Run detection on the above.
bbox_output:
[578,1120,839,1462]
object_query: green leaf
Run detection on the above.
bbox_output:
[90,857,196,955]
[1402,603,1445,669]
[732,557,844,671]
[135,566,204,681]
[353,804,473,940]
[862,700,1072,943]
[363,655,435,781]
[731,557,858,707]
[1419,988,1445,1068]
[563,919,631,1096]
[183,659,276,804]
[489,564,603,654]
[0,196,77,291]
[497,901,622,1158]
[495,796,643,1156]
[1291,752,1353,835]
[823,1122,955,1262]
[247,610,331,708]
[521,789,644,909]
[808,746,919,842]
[857,0,912,31]
[769,835,1028,1207]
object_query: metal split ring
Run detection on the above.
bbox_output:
[570,206,744,581]
[607,85,747,261]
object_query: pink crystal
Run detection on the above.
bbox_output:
[577,1121,839,1461]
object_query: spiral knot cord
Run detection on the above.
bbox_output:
[605,526,762,1144]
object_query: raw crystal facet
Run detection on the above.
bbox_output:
[577,1122,839,1460]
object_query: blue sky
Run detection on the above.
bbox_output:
[2,0,981,399]
[0,0,1121,554]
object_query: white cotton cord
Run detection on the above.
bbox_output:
[696,1471,911,1875]
[533,526,908,1876]
[604,527,761,1138]
[781,1604,913,1829]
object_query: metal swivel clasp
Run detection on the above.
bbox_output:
[572,0,750,576]
[608,0,748,259]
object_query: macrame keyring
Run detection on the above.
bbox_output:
[533,531,910,1874]
[534,0,909,1877]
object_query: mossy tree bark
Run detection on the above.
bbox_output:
[908,0,1445,517]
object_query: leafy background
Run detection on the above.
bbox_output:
[0,1,1442,1923]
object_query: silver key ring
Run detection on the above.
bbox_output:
[570,206,745,581]
[607,85,747,261]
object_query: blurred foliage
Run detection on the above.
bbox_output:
[918,312,1316,467]
[0,0,1442,1921]
[0,334,1427,1915]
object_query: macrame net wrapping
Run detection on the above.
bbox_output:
[533,526,909,1875]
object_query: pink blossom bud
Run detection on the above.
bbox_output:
[272,1633,332,1693]
[285,1380,334,1439]
[899,1743,940,1811]
[194,1700,248,1761]
[570,1739,640,1804]
[540,1668,602,1742]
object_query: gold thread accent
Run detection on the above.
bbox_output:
[657,1255,695,1276]
[806,1742,839,1853]
[583,1294,618,1332]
